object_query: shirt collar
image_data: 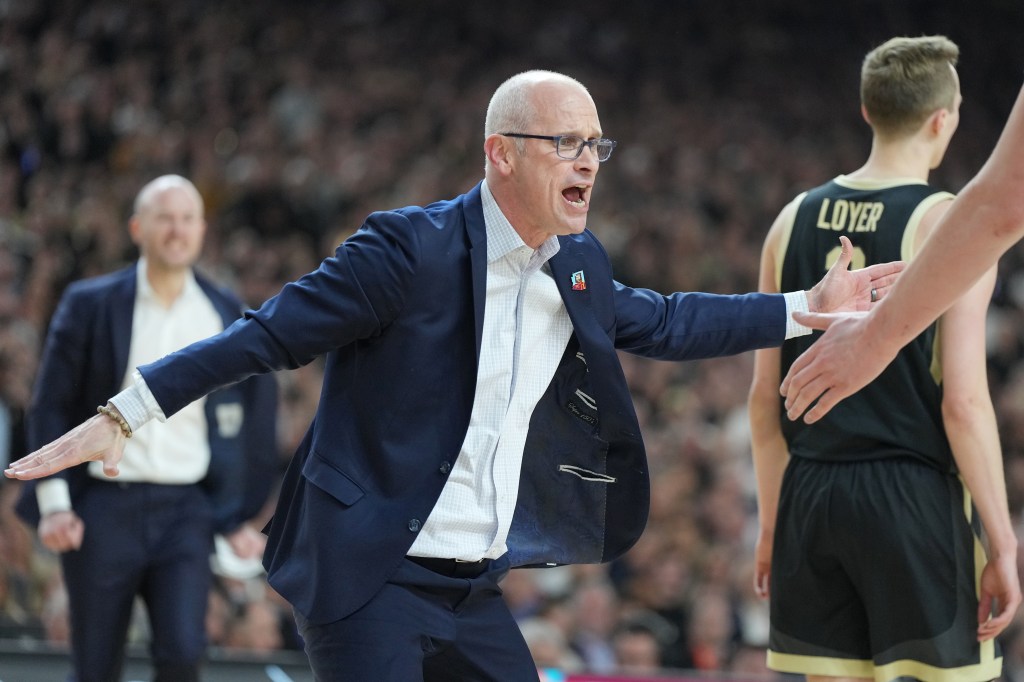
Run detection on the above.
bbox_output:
[480,180,560,265]
[136,257,201,303]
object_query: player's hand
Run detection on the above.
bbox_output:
[754,531,773,599]
[977,552,1022,641]
[5,413,127,480]
[779,311,897,423]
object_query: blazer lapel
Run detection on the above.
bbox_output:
[110,266,137,386]
[464,184,488,363]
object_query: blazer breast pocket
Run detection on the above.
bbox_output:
[302,450,366,507]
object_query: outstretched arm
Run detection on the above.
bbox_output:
[781,84,1024,423]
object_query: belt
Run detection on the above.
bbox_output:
[407,556,489,578]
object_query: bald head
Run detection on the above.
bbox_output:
[485,70,591,140]
[134,174,204,218]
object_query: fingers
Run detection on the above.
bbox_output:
[39,513,85,553]
[861,259,906,280]
[754,570,770,599]
[798,389,846,425]
[784,378,839,423]
[781,345,849,423]
[5,415,124,480]
[66,516,85,550]
[836,235,853,269]
[791,311,840,332]
[5,448,68,479]
[102,459,121,478]
[862,267,904,304]
[780,339,822,398]
[978,602,1015,641]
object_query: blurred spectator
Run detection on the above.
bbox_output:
[611,619,664,676]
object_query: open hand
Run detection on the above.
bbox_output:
[4,413,127,480]
[807,235,904,313]
[779,311,895,423]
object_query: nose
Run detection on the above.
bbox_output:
[574,142,599,171]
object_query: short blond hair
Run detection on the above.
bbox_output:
[861,36,960,138]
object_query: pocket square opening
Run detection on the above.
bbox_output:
[557,464,616,483]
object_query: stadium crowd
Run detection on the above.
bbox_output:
[2,0,1024,678]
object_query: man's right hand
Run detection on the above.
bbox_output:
[39,510,85,553]
[4,413,128,480]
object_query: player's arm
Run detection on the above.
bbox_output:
[747,201,796,598]
[926,198,1022,641]
[939,269,1020,640]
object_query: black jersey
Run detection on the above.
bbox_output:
[778,175,956,471]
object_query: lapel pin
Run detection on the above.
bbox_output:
[571,270,586,291]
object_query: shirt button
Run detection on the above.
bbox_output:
[407,518,421,532]
[439,461,452,474]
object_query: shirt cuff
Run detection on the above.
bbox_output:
[36,478,72,516]
[783,291,812,339]
[107,369,167,433]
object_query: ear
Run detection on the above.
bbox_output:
[484,134,515,175]
[860,104,871,125]
[929,107,949,137]
[128,215,143,246]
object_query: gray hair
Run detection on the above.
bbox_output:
[133,174,204,217]
[485,70,590,148]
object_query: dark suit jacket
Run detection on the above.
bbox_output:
[135,182,786,624]
[16,265,279,534]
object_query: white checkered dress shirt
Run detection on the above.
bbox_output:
[408,181,573,560]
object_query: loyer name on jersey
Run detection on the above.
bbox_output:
[816,198,884,233]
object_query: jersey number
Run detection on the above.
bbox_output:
[825,244,866,271]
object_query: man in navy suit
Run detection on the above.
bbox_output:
[14,175,278,682]
[7,72,899,681]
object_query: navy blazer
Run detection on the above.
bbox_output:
[136,182,786,624]
[16,265,278,534]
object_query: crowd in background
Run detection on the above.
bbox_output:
[3,0,1024,678]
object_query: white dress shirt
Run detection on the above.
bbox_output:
[408,181,572,560]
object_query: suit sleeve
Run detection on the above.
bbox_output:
[612,282,788,360]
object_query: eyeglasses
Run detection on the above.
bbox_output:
[499,133,617,162]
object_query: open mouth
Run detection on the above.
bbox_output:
[562,185,588,208]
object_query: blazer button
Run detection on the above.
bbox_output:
[439,461,452,474]
[407,518,421,532]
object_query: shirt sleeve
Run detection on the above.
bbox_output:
[782,291,812,340]
[35,478,72,516]
[107,369,167,433]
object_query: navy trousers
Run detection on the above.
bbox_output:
[294,555,540,682]
[61,480,213,682]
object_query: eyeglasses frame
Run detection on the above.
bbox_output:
[498,133,617,162]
